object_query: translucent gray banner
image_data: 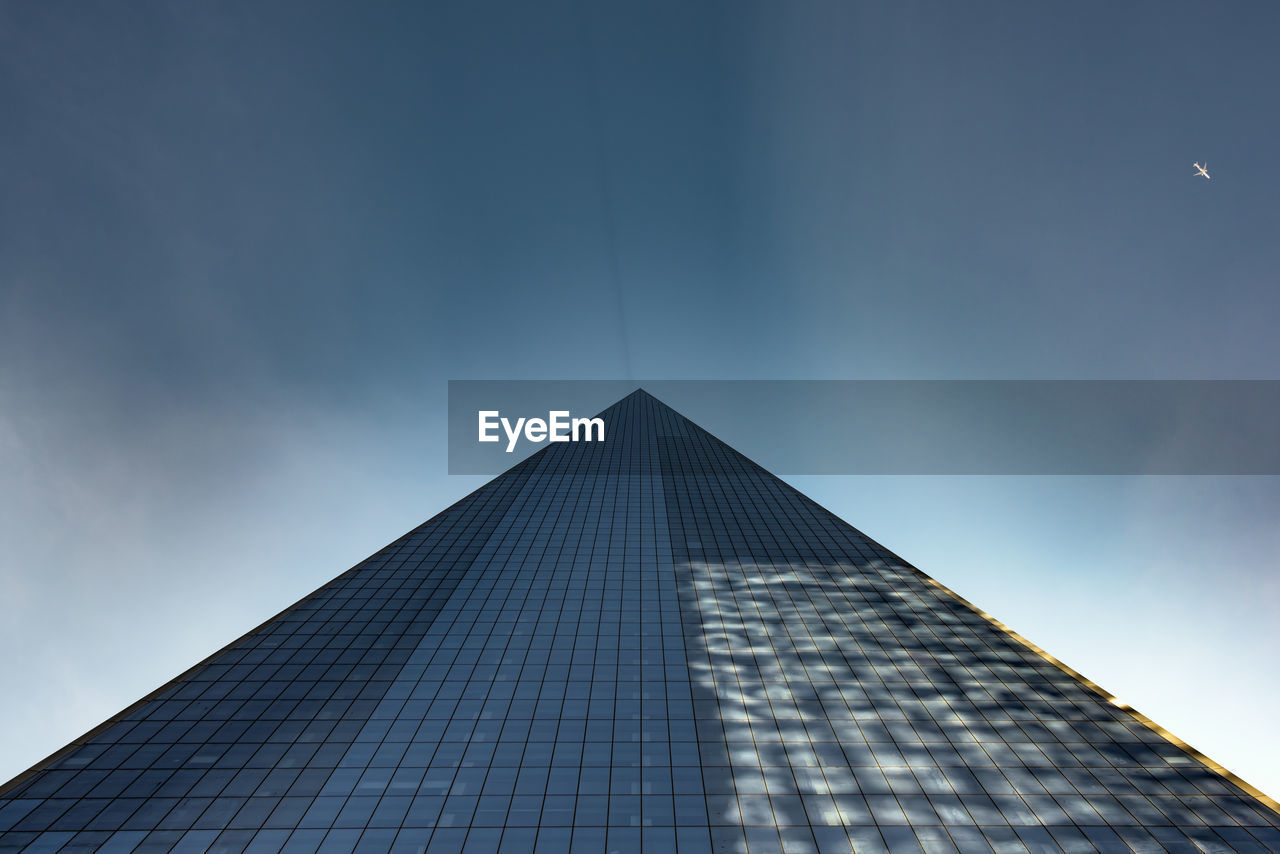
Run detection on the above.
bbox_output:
[447,380,1280,475]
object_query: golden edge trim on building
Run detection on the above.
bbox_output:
[916,573,1280,818]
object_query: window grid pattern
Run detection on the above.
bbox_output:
[1,390,1277,853]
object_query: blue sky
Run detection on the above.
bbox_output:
[2,1,1279,798]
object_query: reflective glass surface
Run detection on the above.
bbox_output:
[2,391,1277,853]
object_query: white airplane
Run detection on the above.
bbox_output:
[1193,162,1210,180]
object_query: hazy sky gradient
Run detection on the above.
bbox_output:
[3,1,1279,797]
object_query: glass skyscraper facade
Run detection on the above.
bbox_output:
[2,390,1278,853]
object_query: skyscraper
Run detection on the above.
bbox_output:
[2,390,1277,853]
